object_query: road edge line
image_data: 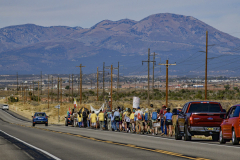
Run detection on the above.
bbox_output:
[0,129,61,160]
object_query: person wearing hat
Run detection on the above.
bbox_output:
[177,106,182,115]
[134,106,144,134]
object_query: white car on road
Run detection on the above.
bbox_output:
[2,104,9,110]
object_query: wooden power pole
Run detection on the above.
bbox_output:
[72,74,73,103]
[142,48,155,106]
[58,77,59,103]
[48,75,49,109]
[159,60,176,108]
[110,65,113,111]
[152,52,155,89]
[17,72,18,95]
[76,64,86,105]
[205,30,208,100]
[103,62,105,98]
[97,67,99,101]
[60,78,62,106]
[41,71,42,95]
[69,74,70,102]
[51,76,53,104]
[38,81,39,103]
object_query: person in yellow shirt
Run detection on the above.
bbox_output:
[130,109,135,132]
[98,110,104,130]
[77,113,82,128]
[90,111,97,129]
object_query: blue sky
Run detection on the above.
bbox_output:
[1,0,240,38]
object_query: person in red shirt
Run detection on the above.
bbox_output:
[160,105,167,135]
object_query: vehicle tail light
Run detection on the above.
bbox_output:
[33,116,35,119]
[45,116,48,118]
[189,116,193,124]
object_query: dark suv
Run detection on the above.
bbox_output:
[175,101,226,141]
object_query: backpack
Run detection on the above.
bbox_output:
[82,111,87,118]
[145,112,148,121]
[114,116,120,121]
[152,112,157,120]
[137,112,142,120]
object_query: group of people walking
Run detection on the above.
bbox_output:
[77,104,181,137]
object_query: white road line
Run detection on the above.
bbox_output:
[1,110,27,123]
[0,130,61,160]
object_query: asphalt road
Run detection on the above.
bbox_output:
[0,108,240,160]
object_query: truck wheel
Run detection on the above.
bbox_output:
[32,123,35,127]
[65,118,68,126]
[219,129,226,144]
[45,123,48,126]
[232,129,239,145]
[175,124,182,140]
[212,134,219,141]
[184,125,191,141]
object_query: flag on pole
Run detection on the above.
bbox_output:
[74,98,77,108]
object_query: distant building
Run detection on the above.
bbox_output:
[193,85,203,88]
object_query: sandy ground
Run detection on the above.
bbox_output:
[1,97,239,125]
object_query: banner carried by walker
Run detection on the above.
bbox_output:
[133,97,140,109]
[74,98,77,108]
[90,103,104,115]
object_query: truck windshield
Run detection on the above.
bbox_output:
[188,103,222,113]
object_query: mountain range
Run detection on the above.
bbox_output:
[0,13,240,76]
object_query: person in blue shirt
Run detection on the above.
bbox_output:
[114,108,120,131]
[110,110,115,131]
[164,108,173,137]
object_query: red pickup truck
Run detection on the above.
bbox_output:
[175,101,226,141]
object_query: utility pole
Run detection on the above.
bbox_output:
[69,74,70,102]
[48,75,49,109]
[152,52,155,89]
[159,60,176,108]
[117,62,119,92]
[51,76,53,104]
[22,83,23,101]
[142,48,155,106]
[103,62,105,98]
[72,74,73,103]
[135,78,137,91]
[91,80,92,90]
[60,78,62,106]
[29,83,31,102]
[205,30,208,100]
[17,72,18,95]
[111,65,113,111]
[38,81,39,103]
[41,71,42,95]
[23,86,25,104]
[97,67,99,101]
[58,77,59,103]
[76,64,86,105]
[32,81,34,97]
[78,76,80,97]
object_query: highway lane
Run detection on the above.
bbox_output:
[0,120,182,160]
[1,109,240,160]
